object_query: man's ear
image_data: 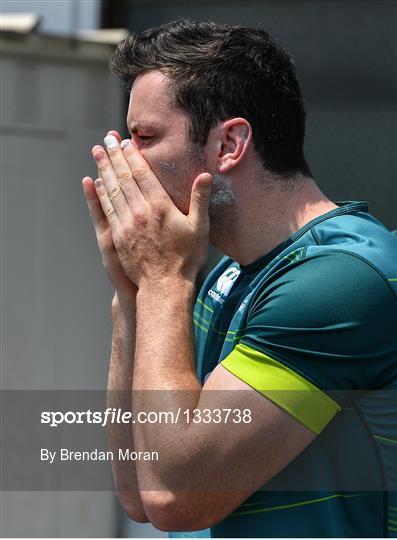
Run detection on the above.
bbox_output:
[217,118,252,174]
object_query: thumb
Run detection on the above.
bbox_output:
[188,173,213,225]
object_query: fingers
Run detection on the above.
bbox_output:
[90,130,171,231]
[106,130,123,143]
[81,176,108,235]
[119,139,172,205]
[93,178,120,227]
[92,143,131,219]
[102,134,146,209]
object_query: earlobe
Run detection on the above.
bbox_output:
[218,159,233,174]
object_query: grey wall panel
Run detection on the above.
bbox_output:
[2,53,123,391]
[1,36,124,537]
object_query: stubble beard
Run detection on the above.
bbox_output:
[187,144,238,246]
[208,173,237,247]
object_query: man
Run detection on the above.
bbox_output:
[82,19,397,537]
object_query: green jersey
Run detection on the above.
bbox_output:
[170,201,397,538]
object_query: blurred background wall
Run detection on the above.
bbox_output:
[1,0,396,538]
[1,0,100,35]
[1,11,123,540]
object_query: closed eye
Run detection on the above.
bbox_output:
[135,134,153,141]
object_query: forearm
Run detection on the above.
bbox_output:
[107,292,148,522]
[134,279,199,390]
[132,279,203,492]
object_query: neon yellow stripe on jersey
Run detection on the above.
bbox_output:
[196,297,214,313]
[374,434,397,444]
[221,342,341,434]
[231,492,366,517]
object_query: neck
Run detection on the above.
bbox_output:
[209,173,338,266]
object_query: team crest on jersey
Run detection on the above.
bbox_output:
[208,266,241,304]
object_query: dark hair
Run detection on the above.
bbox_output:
[110,19,312,178]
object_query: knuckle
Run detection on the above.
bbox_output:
[151,201,166,218]
[118,170,131,184]
[132,167,148,182]
[109,185,121,199]
[104,205,116,218]
[123,222,134,236]
[133,209,147,225]
[97,161,110,174]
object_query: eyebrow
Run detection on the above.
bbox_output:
[128,121,163,134]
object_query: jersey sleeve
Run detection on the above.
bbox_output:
[220,251,397,434]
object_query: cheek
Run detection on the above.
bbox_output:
[138,148,191,212]
[142,148,180,189]
[140,144,178,176]
[140,141,206,213]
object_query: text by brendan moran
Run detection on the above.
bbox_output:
[41,448,159,463]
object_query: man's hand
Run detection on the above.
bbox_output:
[83,132,147,523]
[89,133,213,288]
[82,132,138,305]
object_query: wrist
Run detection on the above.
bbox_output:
[137,277,196,303]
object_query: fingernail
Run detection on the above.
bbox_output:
[93,149,105,161]
[94,178,103,188]
[103,135,118,149]
[121,139,131,149]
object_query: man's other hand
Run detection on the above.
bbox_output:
[82,132,138,306]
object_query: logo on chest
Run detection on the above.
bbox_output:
[208,266,241,304]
